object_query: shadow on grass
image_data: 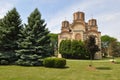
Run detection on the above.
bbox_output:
[45,66,69,69]
[115,62,120,64]
[96,67,112,70]
[56,66,69,69]
[20,65,70,69]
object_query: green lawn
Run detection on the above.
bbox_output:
[0,58,120,80]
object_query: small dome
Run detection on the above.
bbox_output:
[62,20,69,28]
[88,19,97,26]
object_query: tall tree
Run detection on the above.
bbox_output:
[48,33,58,56]
[101,35,118,57]
[108,39,120,62]
[86,35,100,60]
[71,40,88,59]
[0,8,22,51]
[0,8,22,64]
[59,40,71,58]
[16,8,51,66]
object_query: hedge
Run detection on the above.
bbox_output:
[43,57,66,68]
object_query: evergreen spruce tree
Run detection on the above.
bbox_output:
[16,8,51,66]
[0,8,22,64]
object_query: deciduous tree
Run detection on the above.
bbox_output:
[86,35,100,60]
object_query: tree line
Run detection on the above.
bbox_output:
[0,7,119,66]
[59,35,100,60]
[58,35,120,59]
[0,8,53,66]
[101,35,120,57]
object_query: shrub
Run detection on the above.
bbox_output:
[43,58,54,67]
[43,57,66,68]
[59,40,89,59]
[54,58,66,68]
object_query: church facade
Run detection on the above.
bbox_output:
[58,11,102,59]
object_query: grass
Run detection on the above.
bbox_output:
[0,58,120,80]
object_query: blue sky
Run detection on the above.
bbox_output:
[0,0,120,41]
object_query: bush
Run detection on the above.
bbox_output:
[54,58,66,68]
[0,60,9,65]
[43,57,66,68]
[43,58,54,67]
[59,40,89,59]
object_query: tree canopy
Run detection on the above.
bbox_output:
[0,8,23,64]
[0,8,22,51]
[59,40,89,59]
[86,35,100,60]
[101,35,120,57]
[48,33,58,56]
[16,8,51,66]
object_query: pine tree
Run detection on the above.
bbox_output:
[16,8,51,66]
[0,8,22,64]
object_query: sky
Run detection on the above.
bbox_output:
[0,0,120,41]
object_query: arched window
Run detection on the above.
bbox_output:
[75,33,81,40]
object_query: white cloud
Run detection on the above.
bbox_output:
[47,0,120,41]
[47,0,105,33]
[0,5,13,18]
[0,0,120,41]
[97,12,120,23]
[96,12,120,41]
[0,0,16,18]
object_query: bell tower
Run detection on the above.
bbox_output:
[73,11,85,22]
[61,20,70,32]
[88,19,98,31]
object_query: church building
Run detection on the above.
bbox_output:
[58,11,102,59]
